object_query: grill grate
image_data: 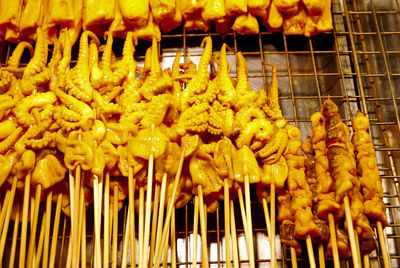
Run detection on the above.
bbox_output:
[1,0,400,267]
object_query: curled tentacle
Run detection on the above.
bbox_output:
[0,127,24,154]
[216,43,237,107]
[180,37,212,111]
[13,92,57,127]
[25,131,56,150]
[265,63,283,120]
[257,128,288,160]
[21,27,49,95]
[66,31,100,102]
[6,41,34,68]
[235,51,257,110]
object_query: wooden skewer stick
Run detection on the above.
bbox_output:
[19,172,31,268]
[328,213,340,268]
[244,175,255,268]
[154,173,167,264]
[162,223,170,268]
[9,205,20,268]
[67,172,75,268]
[35,210,47,268]
[270,183,277,268]
[73,166,82,267]
[81,197,87,268]
[377,221,391,268]
[344,196,361,268]
[318,244,325,268]
[192,195,199,267]
[224,179,231,268]
[104,172,110,268]
[75,174,85,268]
[138,186,145,268]
[171,208,176,267]
[230,200,239,268]
[93,174,101,268]
[237,188,249,239]
[198,185,209,267]
[121,206,131,268]
[112,185,119,268]
[128,167,136,268]
[153,149,185,267]
[0,190,11,235]
[363,254,370,268]
[26,184,42,268]
[42,191,53,268]
[354,230,362,267]
[49,194,62,268]
[306,234,317,268]
[0,177,18,261]
[290,247,298,268]
[149,182,161,265]
[262,198,276,268]
[142,149,155,268]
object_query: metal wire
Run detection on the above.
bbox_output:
[1,0,400,267]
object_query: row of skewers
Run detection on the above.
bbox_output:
[0,25,391,268]
[0,0,333,45]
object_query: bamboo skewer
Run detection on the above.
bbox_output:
[171,208,176,267]
[9,205,20,268]
[344,196,362,268]
[0,190,11,235]
[270,183,277,268]
[198,185,209,267]
[73,166,82,268]
[306,234,317,268]
[121,208,131,268]
[237,188,249,239]
[138,186,145,268]
[81,199,87,268]
[149,182,161,265]
[75,174,85,268]
[121,206,131,268]
[34,209,47,268]
[142,150,155,268]
[318,244,325,268]
[93,174,101,268]
[42,191,53,268]
[290,247,298,268]
[244,175,255,268]
[224,179,231,268]
[0,176,18,261]
[153,150,185,267]
[328,213,340,268]
[128,167,136,267]
[230,200,239,268]
[377,221,391,268]
[154,173,167,264]
[363,254,370,268]
[112,185,119,268]
[49,194,62,268]
[192,195,199,267]
[19,172,31,268]
[26,184,42,268]
[104,172,110,268]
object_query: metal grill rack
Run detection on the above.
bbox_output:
[1,0,400,267]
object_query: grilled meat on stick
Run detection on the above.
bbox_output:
[322,99,375,266]
[352,111,387,226]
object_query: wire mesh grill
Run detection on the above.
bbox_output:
[1,0,400,267]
